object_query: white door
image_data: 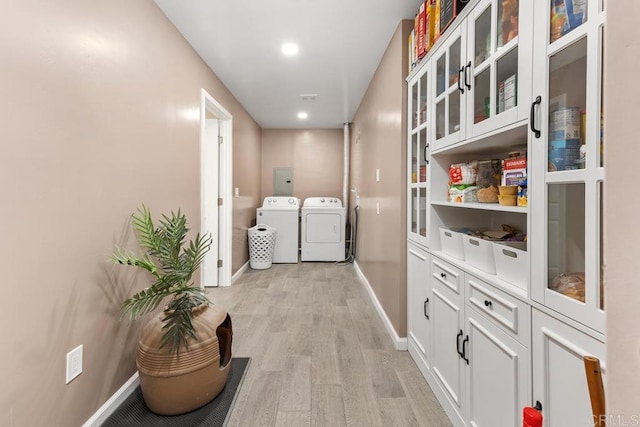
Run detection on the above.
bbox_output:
[431,284,465,415]
[465,307,529,427]
[407,244,431,368]
[531,309,605,427]
[202,118,220,287]
[200,89,233,288]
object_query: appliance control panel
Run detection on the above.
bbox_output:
[303,197,343,207]
[263,197,300,208]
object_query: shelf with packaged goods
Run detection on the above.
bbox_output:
[431,201,526,213]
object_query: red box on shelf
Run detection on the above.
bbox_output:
[417,2,426,58]
[438,0,470,36]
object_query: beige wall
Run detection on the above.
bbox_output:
[350,20,411,337]
[261,129,344,202]
[0,1,260,426]
[605,1,640,417]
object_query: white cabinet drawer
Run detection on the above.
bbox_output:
[431,256,464,297]
[466,274,530,346]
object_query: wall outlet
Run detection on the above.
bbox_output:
[234,187,240,197]
[66,345,83,384]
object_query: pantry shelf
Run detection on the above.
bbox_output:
[431,201,527,213]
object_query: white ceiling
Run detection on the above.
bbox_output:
[154,0,421,129]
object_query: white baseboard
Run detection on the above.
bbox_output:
[353,261,408,351]
[231,261,249,284]
[82,372,139,427]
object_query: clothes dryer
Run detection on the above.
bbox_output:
[301,197,346,262]
[256,197,300,263]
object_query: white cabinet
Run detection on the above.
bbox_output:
[466,305,529,427]
[532,309,605,427]
[407,60,431,247]
[407,242,432,377]
[431,0,534,151]
[530,0,606,333]
[405,2,607,426]
[428,256,530,427]
[430,257,465,425]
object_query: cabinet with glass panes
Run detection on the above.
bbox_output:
[431,0,534,152]
[530,0,605,334]
[407,56,430,248]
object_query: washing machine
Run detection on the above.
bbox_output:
[256,197,300,263]
[301,197,346,262]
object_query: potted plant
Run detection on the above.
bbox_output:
[111,205,232,415]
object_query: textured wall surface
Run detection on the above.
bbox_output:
[349,20,411,338]
[0,1,260,425]
[261,129,344,202]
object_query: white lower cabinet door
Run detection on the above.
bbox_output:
[431,283,465,421]
[532,309,605,427]
[407,243,431,371]
[465,306,530,427]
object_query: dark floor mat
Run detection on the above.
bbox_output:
[103,357,250,427]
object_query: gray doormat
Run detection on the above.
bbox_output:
[103,357,250,427]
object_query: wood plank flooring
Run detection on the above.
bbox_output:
[206,262,451,427]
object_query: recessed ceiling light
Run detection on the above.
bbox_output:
[281,42,299,56]
[297,112,308,119]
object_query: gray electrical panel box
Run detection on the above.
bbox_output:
[273,167,294,196]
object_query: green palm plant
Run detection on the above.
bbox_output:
[111,205,212,355]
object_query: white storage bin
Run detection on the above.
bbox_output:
[462,235,496,274]
[440,228,465,260]
[492,241,528,290]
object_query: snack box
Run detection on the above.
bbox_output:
[549,138,581,171]
[501,155,526,186]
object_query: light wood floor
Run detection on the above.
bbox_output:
[206,262,451,427]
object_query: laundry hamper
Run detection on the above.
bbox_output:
[247,224,276,269]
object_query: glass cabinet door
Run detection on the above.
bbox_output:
[466,0,533,138]
[433,25,466,151]
[408,67,430,246]
[531,0,605,332]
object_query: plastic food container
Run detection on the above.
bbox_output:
[462,235,496,274]
[498,194,517,206]
[492,241,528,290]
[440,227,465,260]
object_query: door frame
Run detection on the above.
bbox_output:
[200,88,233,288]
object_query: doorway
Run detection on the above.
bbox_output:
[200,89,233,288]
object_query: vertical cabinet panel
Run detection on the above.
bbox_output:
[431,285,465,413]
[466,308,529,427]
[532,309,605,427]
[407,243,432,372]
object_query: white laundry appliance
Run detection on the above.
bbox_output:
[301,197,346,262]
[256,197,300,263]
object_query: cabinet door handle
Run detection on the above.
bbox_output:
[462,335,470,364]
[464,61,472,90]
[456,330,464,358]
[530,95,542,138]
[440,272,447,279]
[424,298,430,319]
[423,144,429,165]
[484,300,492,308]
[458,67,465,94]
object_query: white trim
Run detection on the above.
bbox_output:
[82,372,139,427]
[353,261,408,351]
[200,89,233,288]
[231,261,249,284]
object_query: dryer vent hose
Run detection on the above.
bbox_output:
[337,205,359,265]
